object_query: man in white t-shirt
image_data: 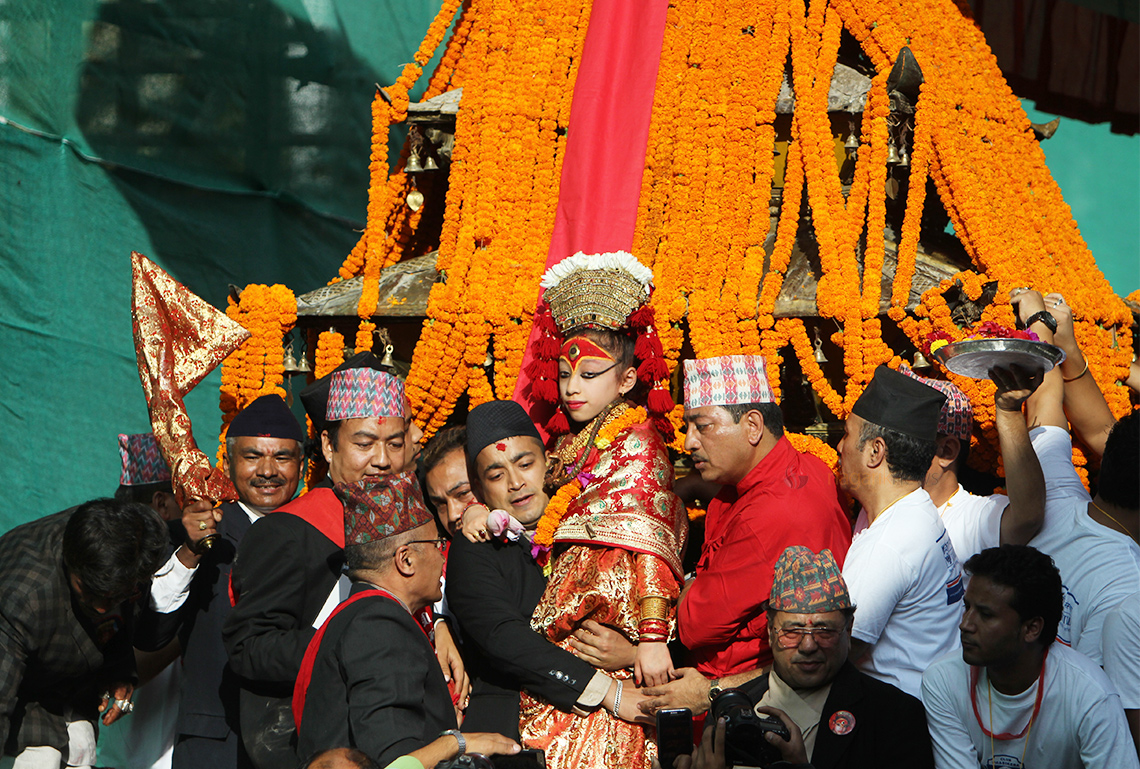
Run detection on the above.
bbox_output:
[1008,290,1140,751]
[837,365,964,699]
[1021,417,1140,756]
[1023,424,1140,662]
[1102,593,1140,749]
[899,365,1046,560]
[922,545,1137,769]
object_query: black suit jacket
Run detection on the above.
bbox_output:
[739,662,934,769]
[172,501,251,765]
[0,510,176,756]
[445,534,596,740]
[295,582,456,766]
[222,484,343,769]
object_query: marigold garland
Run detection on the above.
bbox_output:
[786,431,839,473]
[309,0,1135,482]
[216,284,297,464]
[303,329,347,490]
[406,0,593,437]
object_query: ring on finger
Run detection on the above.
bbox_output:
[198,521,208,531]
[114,699,133,713]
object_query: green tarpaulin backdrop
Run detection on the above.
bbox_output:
[2,0,1137,532]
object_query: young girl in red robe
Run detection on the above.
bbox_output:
[517,251,688,769]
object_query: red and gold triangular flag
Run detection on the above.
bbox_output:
[131,251,249,507]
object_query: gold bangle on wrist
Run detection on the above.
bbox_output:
[639,596,671,621]
[1062,360,1089,383]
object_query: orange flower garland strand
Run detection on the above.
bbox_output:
[339,0,1135,473]
[338,0,467,353]
[216,284,297,464]
[406,0,594,436]
[303,329,346,490]
[355,321,376,353]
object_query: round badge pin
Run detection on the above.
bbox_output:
[828,710,855,735]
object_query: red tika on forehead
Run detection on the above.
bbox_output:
[559,336,614,370]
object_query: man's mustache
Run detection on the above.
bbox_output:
[249,477,286,488]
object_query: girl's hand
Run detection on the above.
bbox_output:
[635,640,675,687]
[461,503,492,543]
[569,620,636,671]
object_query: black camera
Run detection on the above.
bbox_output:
[436,750,545,769]
[709,688,791,768]
[437,757,495,769]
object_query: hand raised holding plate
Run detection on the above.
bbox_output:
[991,363,1044,412]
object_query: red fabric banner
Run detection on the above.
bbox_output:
[512,0,670,426]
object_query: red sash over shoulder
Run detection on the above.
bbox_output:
[228,487,346,607]
[279,487,346,547]
[292,587,446,728]
[292,588,386,729]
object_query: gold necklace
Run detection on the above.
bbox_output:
[1090,500,1133,538]
[550,402,627,470]
[868,489,914,525]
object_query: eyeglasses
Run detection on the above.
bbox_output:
[406,538,447,552]
[774,626,842,648]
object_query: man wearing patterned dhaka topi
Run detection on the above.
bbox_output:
[293,473,517,768]
[672,355,852,701]
[897,364,1047,562]
[113,432,180,526]
[735,546,934,769]
[223,365,408,769]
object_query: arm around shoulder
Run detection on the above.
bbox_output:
[445,538,594,711]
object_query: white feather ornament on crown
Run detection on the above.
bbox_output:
[540,251,654,291]
[539,251,655,334]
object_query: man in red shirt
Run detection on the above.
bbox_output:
[645,355,852,715]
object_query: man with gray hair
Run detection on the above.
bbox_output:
[293,473,517,767]
[837,365,963,699]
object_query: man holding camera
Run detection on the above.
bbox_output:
[705,546,933,769]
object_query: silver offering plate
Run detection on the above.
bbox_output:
[933,338,1066,380]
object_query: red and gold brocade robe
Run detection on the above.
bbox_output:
[520,407,687,769]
